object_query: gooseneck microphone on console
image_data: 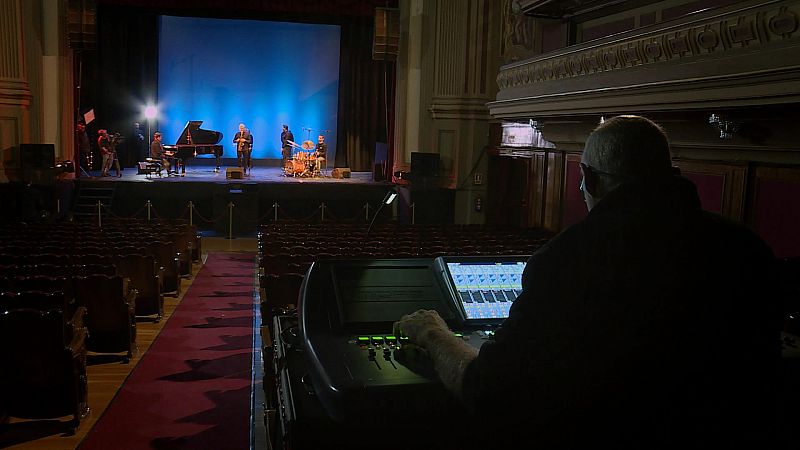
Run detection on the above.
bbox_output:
[366,189,397,236]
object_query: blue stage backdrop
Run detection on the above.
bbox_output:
[158,16,340,161]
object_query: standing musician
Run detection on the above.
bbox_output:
[280,124,294,172]
[150,131,171,175]
[234,123,254,175]
[313,134,327,175]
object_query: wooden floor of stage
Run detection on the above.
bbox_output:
[80,165,381,185]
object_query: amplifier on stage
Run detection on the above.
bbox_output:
[331,167,350,178]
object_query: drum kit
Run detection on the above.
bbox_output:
[284,139,322,177]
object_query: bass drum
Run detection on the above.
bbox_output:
[283,160,296,175]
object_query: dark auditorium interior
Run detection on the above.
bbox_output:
[0,0,799,449]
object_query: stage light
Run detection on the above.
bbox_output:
[144,104,158,143]
[144,105,158,119]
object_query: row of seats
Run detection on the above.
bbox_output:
[0,218,201,432]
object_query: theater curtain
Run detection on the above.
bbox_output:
[335,18,395,174]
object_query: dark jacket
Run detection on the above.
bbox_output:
[234,130,253,152]
[281,130,294,150]
[462,176,781,448]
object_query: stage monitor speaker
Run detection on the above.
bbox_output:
[226,167,244,179]
[20,144,56,169]
[332,168,351,179]
[373,7,399,61]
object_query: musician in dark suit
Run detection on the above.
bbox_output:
[234,123,254,175]
[280,124,294,170]
[150,131,170,175]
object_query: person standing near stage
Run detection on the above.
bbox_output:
[280,124,294,171]
[97,129,116,177]
[77,121,91,171]
[150,131,170,175]
[234,123,254,175]
[132,122,146,162]
[314,134,327,175]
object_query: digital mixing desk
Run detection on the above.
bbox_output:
[270,256,528,449]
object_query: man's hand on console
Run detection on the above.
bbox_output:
[393,309,449,348]
[393,309,478,398]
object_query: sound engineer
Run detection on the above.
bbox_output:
[394,115,781,448]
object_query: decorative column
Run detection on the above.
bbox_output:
[428,0,501,223]
[0,0,31,182]
[394,0,426,175]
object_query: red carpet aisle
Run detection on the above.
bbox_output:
[79,253,256,450]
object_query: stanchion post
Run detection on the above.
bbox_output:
[321,202,325,222]
[273,201,278,222]
[411,202,416,225]
[188,201,194,226]
[97,200,102,228]
[228,201,234,240]
[365,203,370,222]
[146,200,152,221]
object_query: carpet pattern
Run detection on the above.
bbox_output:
[78,253,256,450]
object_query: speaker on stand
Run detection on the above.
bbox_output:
[373,7,400,61]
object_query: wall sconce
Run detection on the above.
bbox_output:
[708,114,741,139]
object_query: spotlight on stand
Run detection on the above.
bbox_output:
[144,105,158,119]
[144,104,158,141]
[367,189,398,236]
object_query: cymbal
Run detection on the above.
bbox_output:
[301,140,315,150]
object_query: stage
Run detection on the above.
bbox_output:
[75,164,403,235]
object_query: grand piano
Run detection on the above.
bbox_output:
[163,120,224,173]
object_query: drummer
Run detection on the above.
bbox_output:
[313,135,327,175]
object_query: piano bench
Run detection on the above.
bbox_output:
[139,161,162,178]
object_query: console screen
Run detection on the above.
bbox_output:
[444,260,526,320]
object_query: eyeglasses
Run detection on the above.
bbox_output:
[579,163,625,193]
[580,163,621,178]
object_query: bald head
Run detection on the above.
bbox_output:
[583,115,672,179]
[581,116,673,210]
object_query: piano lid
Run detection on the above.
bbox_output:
[175,120,223,146]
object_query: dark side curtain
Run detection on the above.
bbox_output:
[335,18,395,174]
[84,7,158,167]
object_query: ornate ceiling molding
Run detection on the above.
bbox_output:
[489,0,800,118]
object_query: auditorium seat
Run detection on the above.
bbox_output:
[0,308,89,433]
[145,241,181,296]
[113,253,163,321]
[74,274,137,362]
